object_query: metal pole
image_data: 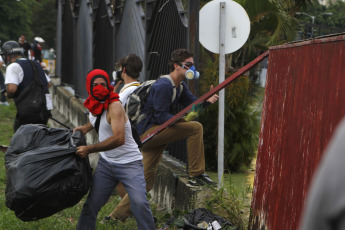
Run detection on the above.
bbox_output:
[218,2,226,188]
[311,16,315,38]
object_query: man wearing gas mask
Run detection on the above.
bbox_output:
[104,54,143,221]
[109,49,219,223]
[112,54,142,105]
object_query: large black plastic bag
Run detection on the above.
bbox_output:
[5,124,92,221]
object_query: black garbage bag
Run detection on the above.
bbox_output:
[5,124,92,221]
[183,208,233,229]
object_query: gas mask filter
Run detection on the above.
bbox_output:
[185,65,200,80]
[111,69,123,86]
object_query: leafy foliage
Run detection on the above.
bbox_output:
[199,53,262,172]
[296,0,345,29]
[231,0,298,68]
[0,0,36,42]
[326,1,345,29]
[198,0,300,172]
[0,0,56,48]
[31,0,57,48]
[203,181,252,230]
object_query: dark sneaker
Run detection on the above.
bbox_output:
[187,174,217,187]
[103,216,112,221]
[187,176,205,187]
[198,174,217,186]
[102,215,117,224]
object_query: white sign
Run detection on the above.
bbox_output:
[199,0,250,54]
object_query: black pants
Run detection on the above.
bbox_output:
[14,110,51,133]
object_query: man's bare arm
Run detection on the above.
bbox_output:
[6,83,18,98]
[76,101,126,158]
[74,122,94,135]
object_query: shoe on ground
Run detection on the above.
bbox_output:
[102,215,117,224]
[103,216,112,221]
[187,174,217,187]
[0,101,9,106]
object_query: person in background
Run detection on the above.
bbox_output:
[1,40,52,132]
[31,37,45,63]
[0,55,9,106]
[18,35,31,59]
[113,54,142,105]
[74,69,155,230]
[105,54,142,221]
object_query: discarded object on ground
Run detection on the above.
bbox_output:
[5,124,92,221]
[183,208,233,229]
[161,208,234,230]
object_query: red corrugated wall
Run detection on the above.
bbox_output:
[249,34,345,230]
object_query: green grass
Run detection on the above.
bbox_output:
[0,99,15,145]
[0,100,254,229]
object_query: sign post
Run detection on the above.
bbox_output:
[218,2,226,187]
[199,0,250,187]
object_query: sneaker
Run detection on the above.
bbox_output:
[102,216,117,224]
[0,101,9,106]
[103,216,112,222]
[198,174,217,186]
[187,176,204,187]
[188,174,217,187]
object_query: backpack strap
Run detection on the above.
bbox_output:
[160,75,183,102]
[120,82,141,93]
[95,113,102,134]
[28,60,44,87]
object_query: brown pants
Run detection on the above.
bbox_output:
[110,121,205,221]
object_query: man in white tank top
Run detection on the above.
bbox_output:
[74,69,155,230]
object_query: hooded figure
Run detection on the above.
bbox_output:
[84,69,119,115]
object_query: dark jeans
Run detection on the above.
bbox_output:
[76,157,155,230]
[0,70,6,103]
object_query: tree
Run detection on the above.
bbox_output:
[0,0,36,43]
[295,1,345,38]
[0,0,56,49]
[326,2,345,29]
[31,0,57,49]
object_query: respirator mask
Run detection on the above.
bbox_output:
[111,68,124,86]
[180,62,200,80]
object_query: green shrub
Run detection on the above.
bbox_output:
[199,53,262,172]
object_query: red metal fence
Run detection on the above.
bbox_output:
[250,34,345,230]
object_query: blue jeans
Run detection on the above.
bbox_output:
[76,157,155,230]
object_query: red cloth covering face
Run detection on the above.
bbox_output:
[84,69,119,115]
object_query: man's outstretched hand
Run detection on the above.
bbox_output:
[206,85,219,104]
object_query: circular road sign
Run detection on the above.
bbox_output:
[199,0,250,54]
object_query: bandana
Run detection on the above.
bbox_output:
[84,69,119,115]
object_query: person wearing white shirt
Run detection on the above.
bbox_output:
[105,54,144,222]
[113,54,142,106]
[1,40,52,132]
[0,55,8,105]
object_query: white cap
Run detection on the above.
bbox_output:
[34,37,45,43]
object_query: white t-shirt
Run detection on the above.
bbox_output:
[119,81,140,106]
[5,59,53,110]
[89,111,142,164]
